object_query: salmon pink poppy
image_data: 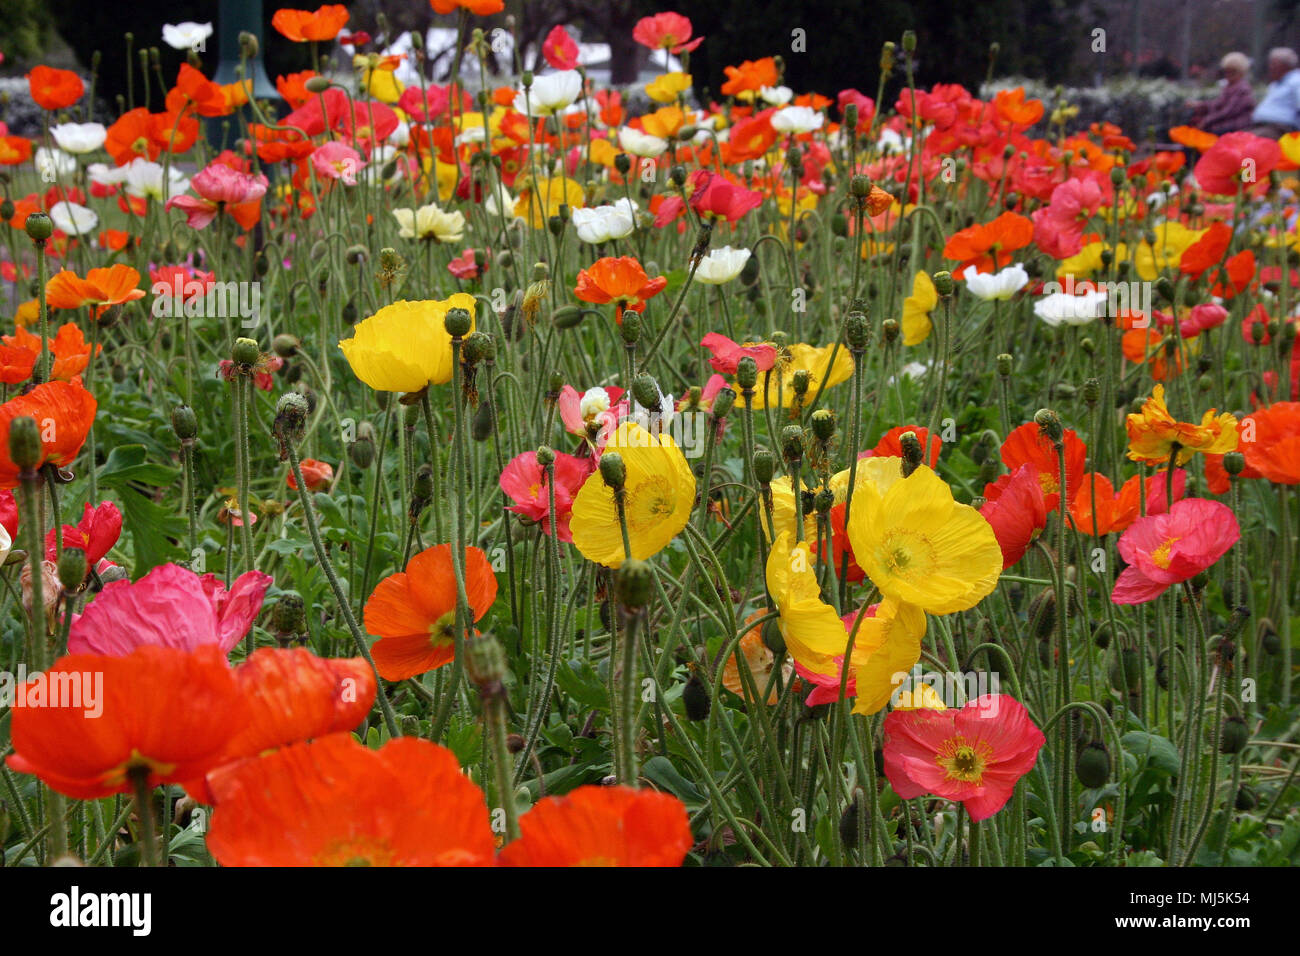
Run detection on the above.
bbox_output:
[2,323,98,382]
[165,162,269,230]
[497,785,693,866]
[67,563,271,656]
[882,694,1045,821]
[206,733,496,866]
[700,332,777,375]
[633,12,703,55]
[1193,132,1280,196]
[499,450,594,542]
[363,543,498,680]
[6,645,246,799]
[1111,498,1240,604]
[287,458,334,492]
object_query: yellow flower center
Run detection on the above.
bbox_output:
[1151,536,1180,569]
[879,528,937,582]
[132,136,150,155]
[315,837,396,866]
[627,476,676,532]
[429,610,456,646]
[1037,471,1059,496]
[936,735,993,784]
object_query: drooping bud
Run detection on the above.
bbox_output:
[844,310,870,351]
[271,592,306,641]
[1075,741,1110,788]
[349,422,377,469]
[1034,407,1064,446]
[1219,716,1249,754]
[632,373,662,411]
[711,386,736,419]
[465,633,507,691]
[273,393,310,458]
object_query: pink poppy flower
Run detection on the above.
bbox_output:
[447,248,487,280]
[311,141,365,185]
[45,501,122,566]
[542,25,580,70]
[1194,132,1280,196]
[882,693,1046,821]
[837,88,875,126]
[395,83,471,123]
[1111,498,1240,605]
[1031,176,1108,259]
[150,263,217,304]
[688,170,762,223]
[165,163,269,230]
[700,332,777,375]
[632,12,704,55]
[67,563,273,657]
[498,450,594,542]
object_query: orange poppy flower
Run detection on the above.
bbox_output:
[999,420,1087,512]
[166,63,231,118]
[1122,327,1184,381]
[0,343,37,385]
[272,4,350,42]
[104,108,160,164]
[27,65,85,111]
[0,135,32,166]
[721,112,778,164]
[46,264,146,316]
[7,195,40,229]
[2,323,100,382]
[277,70,318,108]
[721,57,778,97]
[363,543,498,681]
[574,256,668,322]
[5,645,245,800]
[1170,126,1217,152]
[1240,401,1300,484]
[431,0,506,15]
[206,733,496,866]
[1179,221,1231,279]
[943,211,1034,274]
[1126,384,1238,465]
[994,87,1044,128]
[0,379,97,487]
[497,786,693,866]
[98,229,132,252]
[722,611,787,704]
[184,648,375,803]
[1209,249,1255,298]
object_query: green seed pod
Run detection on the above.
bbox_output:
[271,593,306,636]
[444,307,472,338]
[1075,741,1110,788]
[1219,716,1249,755]
[551,305,584,329]
[471,400,496,441]
[780,425,804,463]
[7,416,41,470]
[845,310,870,351]
[1112,647,1143,692]
[599,452,626,490]
[171,404,198,442]
[1235,785,1258,811]
[753,448,776,485]
[735,355,758,391]
[931,270,954,297]
[57,547,87,591]
[811,408,836,441]
[24,212,53,242]
[631,373,662,411]
[616,559,654,610]
[465,634,507,689]
[761,617,785,656]
[711,386,736,419]
[996,353,1013,377]
[231,337,261,367]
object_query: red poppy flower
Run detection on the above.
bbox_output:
[700,332,777,375]
[1209,249,1255,298]
[6,645,245,800]
[1240,401,1300,484]
[870,425,942,468]
[497,785,693,866]
[882,694,1045,821]
[1068,469,1186,536]
[999,421,1087,513]
[0,343,37,385]
[633,12,703,55]
[430,0,505,14]
[207,733,495,866]
[45,500,122,565]
[1193,131,1280,196]
[1179,221,1231,279]
[271,4,350,42]
[27,66,85,111]
[687,169,763,223]
[542,25,580,70]
[363,543,499,681]
[980,464,1047,569]
[0,135,32,166]
[0,380,97,488]
[943,211,1034,274]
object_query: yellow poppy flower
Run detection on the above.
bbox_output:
[751,342,854,409]
[760,458,888,542]
[514,175,585,229]
[1124,383,1238,465]
[893,681,947,710]
[1133,222,1204,281]
[14,298,40,329]
[338,293,476,392]
[588,137,619,168]
[765,531,849,674]
[901,270,937,346]
[570,422,695,568]
[645,72,691,104]
[1057,241,1107,280]
[847,596,927,716]
[845,464,1002,615]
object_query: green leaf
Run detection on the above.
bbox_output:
[640,755,706,807]
[115,488,186,570]
[97,444,178,487]
[1121,731,1180,776]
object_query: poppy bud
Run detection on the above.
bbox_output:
[844,103,859,130]
[1155,648,1172,689]
[740,254,760,285]
[1235,786,1258,811]
[780,425,804,463]
[465,634,507,691]
[24,212,52,242]
[735,356,758,391]
[811,408,836,441]
[444,307,472,338]
[1112,647,1143,692]
[931,270,954,297]
[344,244,368,266]
[1076,741,1110,788]
[412,463,434,501]
[1083,377,1100,406]
[274,393,309,453]
[977,458,1000,485]
[711,387,736,419]
[171,403,198,442]
[1219,716,1249,755]
[901,29,916,52]
[616,559,654,610]
[632,373,662,412]
[7,416,42,471]
[472,400,496,442]
[547,214,564,236]
[231,337,261,367]
[761,617,785,655]
[620,309,642,344]
[551,305,584,329]
[272,334,301,358]
[1034,408,1063,446]
[683,670,710,721]
[535,445,555,469]
[1222,451,1245,476]
[1027,589,1056,639]
[599,452,626,491]
[614,153,632,175]
[0,199,13,220]
[271,593,305,638]
[845,310,870,351]
[57,547,87,592]
[791,369,810,396]
[670,165,687,187]
[753,449,775,485]
[305,75,331,93]
[881,318,900,343]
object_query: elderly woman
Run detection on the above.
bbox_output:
[1189,52,1256,134]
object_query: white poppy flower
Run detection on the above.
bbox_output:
[393,202,465,242]
[514,70,582,116]
[1033,290,1109,327]
[35,148,76,181]
[571,198,638,244]
[88,163,130,188]
[617,126,668,158]
[694,245,752,285]
[961,264,1029,301]
[759,85,793,106]
[123,158,190,201]
[50,122,107,154]
[771,106,824,135]
[49,200,98,236]
[162,22,214,52]
[580,387,611,421]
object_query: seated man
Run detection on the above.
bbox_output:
[1189,53,1255,134]
[1251,47,1300,137]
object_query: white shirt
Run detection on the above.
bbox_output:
[1253,68,1300,128]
